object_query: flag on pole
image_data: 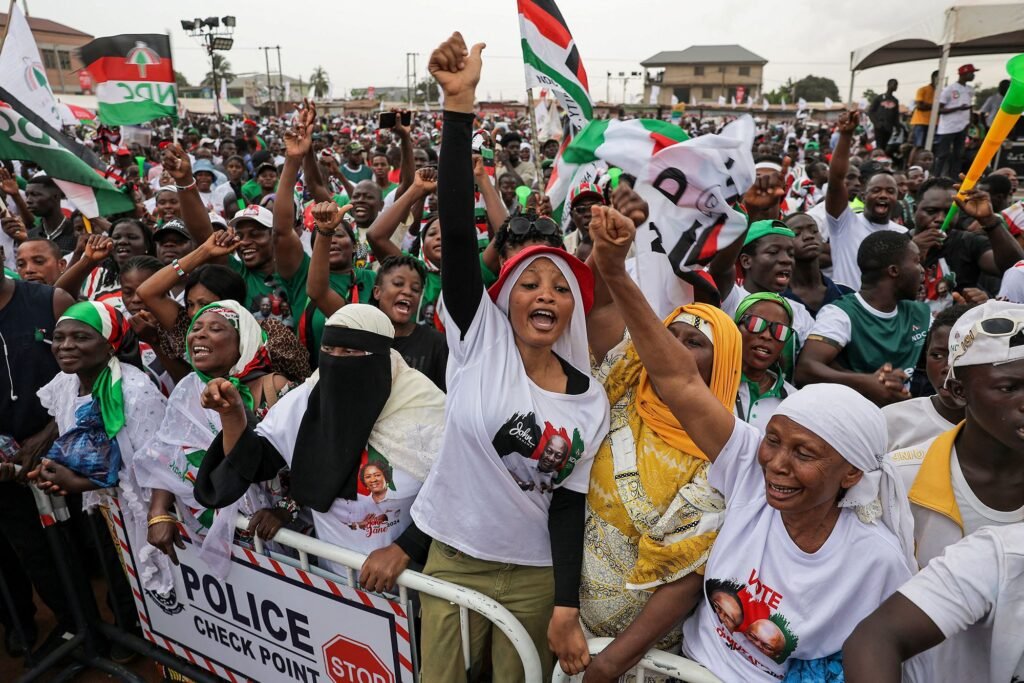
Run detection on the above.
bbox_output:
[0,95,133,217]
[780,96,787,109]
[797,97,808,114]
[690,94,697,107]
[824,96,834,109]
[648,85,660,105]
[0,4,61,129]
[517,0,593,132]
[220,76,228,102]
[717,95,726,106]
[78,34,178,125]
[762,96,769,111]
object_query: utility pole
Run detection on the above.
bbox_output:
[260,46,274,114]
[606,71,611,103]
[275,45,284,104]
[406,52,419,107]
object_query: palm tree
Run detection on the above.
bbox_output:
[202,54,234,89]
[310,66,330,99]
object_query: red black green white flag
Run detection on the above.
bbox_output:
[79,34,179,126]
[517,0,593,132]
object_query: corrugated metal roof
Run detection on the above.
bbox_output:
[641,45,767,67]
[0,13,92,38]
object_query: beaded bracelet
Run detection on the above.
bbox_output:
[175,178,197,191]
[171,258,186,278]
[315,226,336,238]
[275,498,300,522]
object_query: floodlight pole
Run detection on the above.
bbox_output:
[207,34,221,118]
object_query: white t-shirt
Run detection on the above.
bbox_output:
[997,260,1024,303]
[254,382,422,562]
[826,207,906,290]
[722,284,815,347]
[681,419,918,682]
[882,396,957,452]
[952,450,1024,535]
[411,291,610,566]
[899,524,1024,683]
[937,82,974,135]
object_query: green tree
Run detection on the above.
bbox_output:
[862,88,878,103]
[792,75,840,101]
[974,83,998,108]
[310,66,330,99]
[174,70,191,88]
[201,54,233,88]
[414,77,440,103]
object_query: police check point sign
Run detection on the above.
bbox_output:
[110,503,412,683]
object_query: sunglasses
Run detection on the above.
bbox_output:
[977,316,1024,338]
[738,314,793,343]
[508,215,559,237]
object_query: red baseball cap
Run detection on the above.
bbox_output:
[958,64,980,75]
[487,245,595,314]
[568,182,605,208]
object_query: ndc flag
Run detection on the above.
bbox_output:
[79,34,178,126]
[517,0,593,132]
[0,93,133,218]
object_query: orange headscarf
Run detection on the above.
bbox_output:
[635,303,742,460]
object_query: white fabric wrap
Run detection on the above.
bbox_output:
[493,253,591,373]
[773,384,918,571]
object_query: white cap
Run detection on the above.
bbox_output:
[947,300,1024,379]
[229,205,273,230]
[209,212,227,229]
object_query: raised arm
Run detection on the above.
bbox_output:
[474,154,508,236]
[0,169,33,227]
[136,229,242,331]
[826,110,858,219]
[163,145,215,246]
[955,188,1024,274]
[274,110,314,279]
[590,206,734,459]
[431,32,487,335]
[367,167,436,261]
[307,201,349,318]
[54,234,111,300]
[393,114,416,200]
[299,101,336,204]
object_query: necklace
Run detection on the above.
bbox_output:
[43,217,68,241]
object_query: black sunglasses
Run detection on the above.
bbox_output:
[508,215,559,236]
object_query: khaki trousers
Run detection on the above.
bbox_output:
[419,541,555,683]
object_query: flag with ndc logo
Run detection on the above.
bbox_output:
[79,34,179,125]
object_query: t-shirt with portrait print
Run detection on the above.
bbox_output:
[411,290,609,566]
[681,419,919,681]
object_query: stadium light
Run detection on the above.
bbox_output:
[203,17,220,28]
[222,16,236,27]
[211,37,234,51]
[180,19,196,31]
[180,15,237,118]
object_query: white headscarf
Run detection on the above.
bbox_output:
[305,303,444,482]
[492,253,591,373]
[774,384,917,571]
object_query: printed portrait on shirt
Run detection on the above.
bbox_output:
[492,413,583,494]
[339,449,402,538]
[704,576,799,666]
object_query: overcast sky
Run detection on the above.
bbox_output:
[24,0,1022,103]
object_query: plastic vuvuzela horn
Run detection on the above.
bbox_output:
[940,53,1024,232]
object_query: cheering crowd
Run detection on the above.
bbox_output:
[1,28,1023,683]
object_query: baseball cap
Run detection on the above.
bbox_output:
[340,126,352,135]
[347,141,364,153]
[192,159,217,176]
[947,300,1024,379]
[209,212,227,229]
[568,182,605,208]
[115,146,131,156]
[229,205,274,230]
[153,218,192,242]
[958,64,980,76]
[254,161,277,176]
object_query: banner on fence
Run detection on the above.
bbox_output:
[110,505,412,683]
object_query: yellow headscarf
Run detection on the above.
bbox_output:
[634,303,742,460]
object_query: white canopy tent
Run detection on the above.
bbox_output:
[849,2,1024,148]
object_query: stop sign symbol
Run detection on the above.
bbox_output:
[323,635,395,683]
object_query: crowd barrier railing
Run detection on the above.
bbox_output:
[233,513,544,682]
[549,637,723,683]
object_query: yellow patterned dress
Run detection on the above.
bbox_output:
[581,335,727,653]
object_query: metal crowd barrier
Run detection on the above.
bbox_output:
[0,469,220,683]
[235,513,545,682]
[550,637,723,683]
